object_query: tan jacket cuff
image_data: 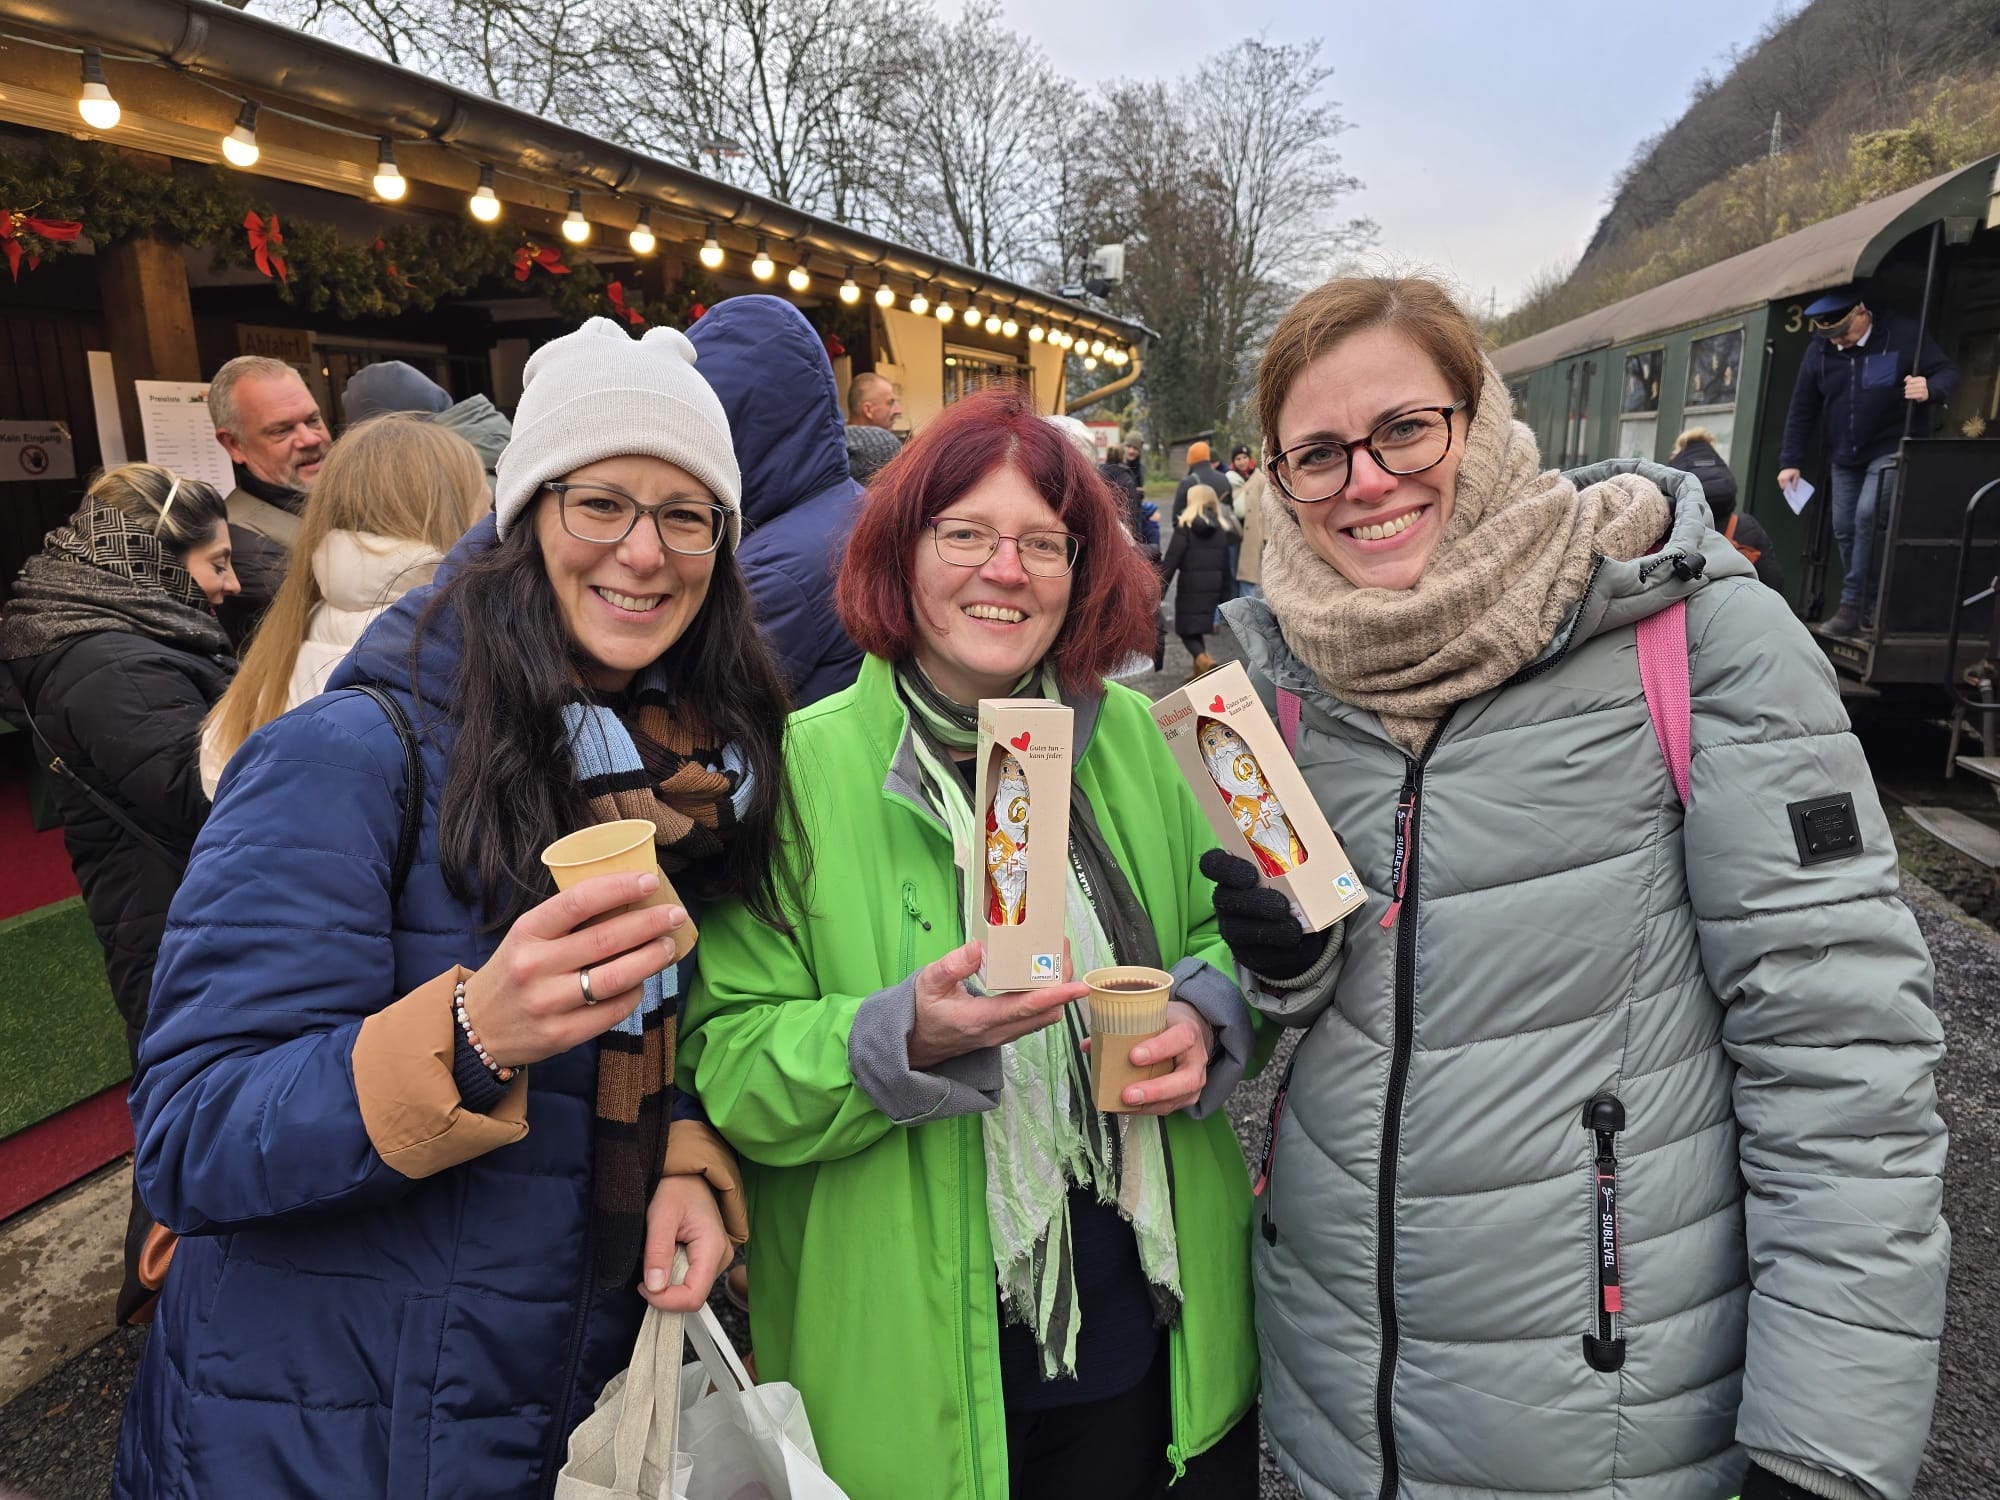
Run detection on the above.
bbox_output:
[353,965,529,1179]
[664,1116,748,1245]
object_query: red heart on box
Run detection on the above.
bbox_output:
[1010,731,1031,751]
[1208,695,1226,714]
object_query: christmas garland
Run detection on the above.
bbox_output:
[0,138,711,328]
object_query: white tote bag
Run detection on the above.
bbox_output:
[676,1301,849,1500]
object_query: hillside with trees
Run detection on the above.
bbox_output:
[1494,0,2000,346]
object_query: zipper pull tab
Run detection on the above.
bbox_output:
[901,883,931,930]
[1379,788,1416,930]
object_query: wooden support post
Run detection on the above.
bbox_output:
[96,152,200,463]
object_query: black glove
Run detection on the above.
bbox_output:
[1200,848,1330,982]
[1741,1462,1817,1500]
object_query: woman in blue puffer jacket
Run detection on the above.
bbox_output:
[116,319,799,1498]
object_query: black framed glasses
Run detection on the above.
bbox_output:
[1266,399,1467,504]
[925,516,1079,577]
[548,482,726,556]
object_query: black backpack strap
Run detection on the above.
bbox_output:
[23,710,186,871]
[348,683,424,903]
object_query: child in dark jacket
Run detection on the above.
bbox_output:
[1669,429,1784,593]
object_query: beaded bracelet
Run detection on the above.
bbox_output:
[454,977,516,1083]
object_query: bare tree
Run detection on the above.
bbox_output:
[879,2,1077,274]
[1086,38,1371,440]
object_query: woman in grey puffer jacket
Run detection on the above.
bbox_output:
[1202,277,1946,1500]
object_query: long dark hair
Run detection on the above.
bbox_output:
[422,503,799,931]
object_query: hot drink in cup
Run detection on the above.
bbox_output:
[1082,965,1174,1112]
[540,818,697,957]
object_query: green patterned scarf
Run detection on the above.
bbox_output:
[893,660,1181,1381]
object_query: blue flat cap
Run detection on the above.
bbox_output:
[1803,287,1861,317]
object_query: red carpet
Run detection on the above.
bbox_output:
[0,773,79,920]
[0,1083,132,1222]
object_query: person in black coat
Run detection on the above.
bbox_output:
[0,464,238,1323]
[1158,483,1236,677]
[1668,428,1784,592]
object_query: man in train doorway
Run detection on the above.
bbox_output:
[1776,286,1958,637]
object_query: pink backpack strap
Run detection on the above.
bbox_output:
[1277,688,1301,754]
[1636,599,1691,806]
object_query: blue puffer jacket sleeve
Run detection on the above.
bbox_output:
[134,695,440,1234]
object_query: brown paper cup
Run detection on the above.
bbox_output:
[1083,965,1173,1113]
[540,818,697,956]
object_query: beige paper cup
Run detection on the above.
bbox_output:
[1083,964,1173,1113]
[540,818,697,956]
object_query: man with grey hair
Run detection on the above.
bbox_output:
[206,355,328,635]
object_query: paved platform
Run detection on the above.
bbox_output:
[0,1163,123,1408]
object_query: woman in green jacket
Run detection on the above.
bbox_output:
[683,388,1261,1499]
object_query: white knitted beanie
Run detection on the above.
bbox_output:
[493,317,742,544]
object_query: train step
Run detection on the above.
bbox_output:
[1957,756,2000,790]
[1907,806,2000,869]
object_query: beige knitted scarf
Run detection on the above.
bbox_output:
[1258,362,1669,754]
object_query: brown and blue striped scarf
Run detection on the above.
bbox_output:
[562,670,753,1287]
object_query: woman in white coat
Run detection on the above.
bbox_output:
[201,413,488,794]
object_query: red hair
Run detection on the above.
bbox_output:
[836,387,1159,695]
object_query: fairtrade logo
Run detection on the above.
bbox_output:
[1030,952,1059,979]
[1334,873,1357,897]
[1010,731,1032,751]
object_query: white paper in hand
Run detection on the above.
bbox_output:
[1782,476,1814,515]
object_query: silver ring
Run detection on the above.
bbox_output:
[579,967,598,1006]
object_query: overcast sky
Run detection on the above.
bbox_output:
[953,0,1787,312]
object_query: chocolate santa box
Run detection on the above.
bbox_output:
[969,699,1075,992]
[1150,660,1365,933]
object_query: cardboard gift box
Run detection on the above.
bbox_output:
[969,699,1074,991]
[1151,660,1367,933]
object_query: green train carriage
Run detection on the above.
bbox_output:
[1492,153,2000,737]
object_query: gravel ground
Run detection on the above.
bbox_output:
[3,623,1993,1499]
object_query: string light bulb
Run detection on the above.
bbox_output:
[629,206,656,255]
[1002,313,1018,338]
[1083,355,1098,371]
[934,290,954,322]
[985,311,1002,335]
[908,287,930,317]
[787,253,811,293]
[963,302,980,327]
[1089,338,1106,357]
[751,237,775,280]
[372,139,406,200]
[561,190,590,244]
[468,163,501,222]
[78,48,120,132]
[222,100,260,168]
[1028,323,1045,342]
[840,267,861,304]
[699,223,724,269]
[875,271,895,308]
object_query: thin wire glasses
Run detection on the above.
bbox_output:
[1266,399,1467,504]
[548,482,726,555]
[925,516,1080,577]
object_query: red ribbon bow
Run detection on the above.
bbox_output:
[513,243,570,282]
[688,302,707,323]
[605,280,646,327]
[244,211,287,282]
[1,210,83,280]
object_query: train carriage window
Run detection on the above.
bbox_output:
[1683,328,1743,463]
[1619,350,1662,460]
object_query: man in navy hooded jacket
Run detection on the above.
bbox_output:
[688,296,866,705]
[1776,287,1957,635]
